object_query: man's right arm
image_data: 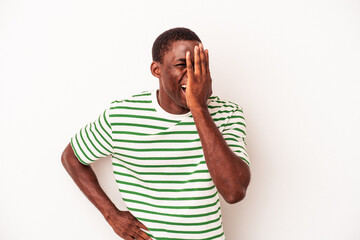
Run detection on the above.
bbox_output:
[61,143,152,240]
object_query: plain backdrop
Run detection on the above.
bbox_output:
[1,0,359,239]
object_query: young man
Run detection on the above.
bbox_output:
[61,27,251,240]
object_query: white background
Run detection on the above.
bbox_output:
[1,0,359,239]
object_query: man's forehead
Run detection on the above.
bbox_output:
[165,40,200,60]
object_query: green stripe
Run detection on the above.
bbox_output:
[110,106,156,111]
[137,214,221,226]
[235,150,248,158]
[113,131,148,136]
[113,171,212,184]
[239,156,250,166]
[124,99,152,103]
[208,105,222,109]
[208,104,236,108]
[228,144,247,153]
[112,122,168,130]
[210,110,233,116]
[113,130,198,136]
[113,138,201,143]
[113,152,203,161]
[222,132,241,139]
[120,189,217,201]
[155,232,224,240]
[114,145,203,152]
[147,232,154,239]
[113,157,205,168]
[109,114,179,123]
[116,180,214,192]
[128,206,221,218]
[175,117,235,124]
[223,127,245,135]
[224,137,238,142]
[114,164,208,175]
[212,117,228,122]
[176,121,195,125]
[111,100,124,104]
[149,223,222,234]
[214,100,227,104]
[157,131,198,135]
[132,92,151,97]
[230,115,245,120]
[123,198,219,210]
[220,121,246,128]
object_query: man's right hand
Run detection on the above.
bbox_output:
[106,210,152,240]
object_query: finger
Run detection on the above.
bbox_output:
[134,219,149,231]
[194,45,201,75]
[136,229,153,240]
[205,49,210,76]
[131,228,152,240]
[121,234,134,240]
[186,51,194,75]
[199,43,206,76]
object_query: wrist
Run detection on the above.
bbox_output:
[190,106,210,117]
[102,204,119,222]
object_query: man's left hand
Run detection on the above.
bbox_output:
[185,43,212,111]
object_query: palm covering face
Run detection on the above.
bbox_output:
[185,43,212,111]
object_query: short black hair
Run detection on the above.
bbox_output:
[152,27,201,63]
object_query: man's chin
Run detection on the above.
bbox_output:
[178,101,190,113]
[182,100,190,110]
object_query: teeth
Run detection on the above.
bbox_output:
[181,85,186,89]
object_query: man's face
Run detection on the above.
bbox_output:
[157,40,200,114]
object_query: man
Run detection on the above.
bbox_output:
[61,27,251,240]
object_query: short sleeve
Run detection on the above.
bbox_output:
[222,106,250,166]
[70,108,113,165]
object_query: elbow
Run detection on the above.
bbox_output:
[61,149,70,170]
[61,143,74,170]
[224,188,247,204]
[224,161,251,204]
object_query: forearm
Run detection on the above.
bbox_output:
[61,143,117,220]
[191,108,251,203]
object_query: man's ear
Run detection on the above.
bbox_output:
[150,61,161,78]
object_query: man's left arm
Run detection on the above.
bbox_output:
[185,44,251,204]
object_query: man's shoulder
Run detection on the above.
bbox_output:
[208,95,245,130]
[208,95,243,112]
[109,90,154,107]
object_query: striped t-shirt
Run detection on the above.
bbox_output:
[70,90,250,240]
